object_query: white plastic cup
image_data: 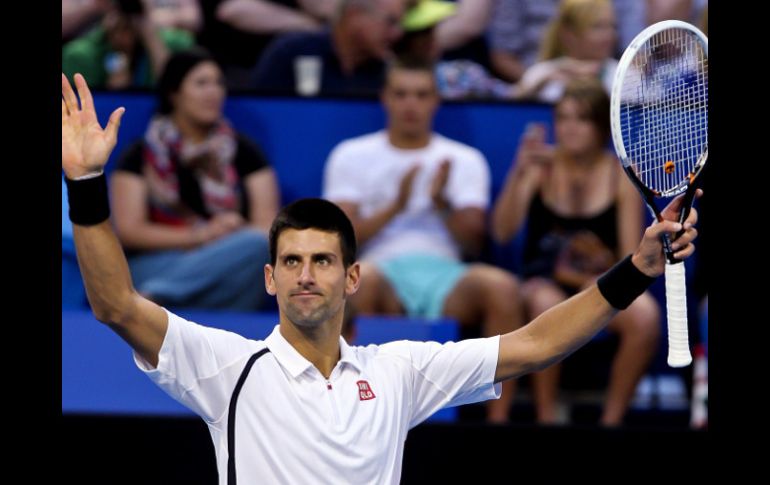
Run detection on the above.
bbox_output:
[294,56,322,96]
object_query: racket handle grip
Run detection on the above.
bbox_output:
[665,261,692,367]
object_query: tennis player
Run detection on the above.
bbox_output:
[62,72,699,484]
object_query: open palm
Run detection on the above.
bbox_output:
[62,73,125,179]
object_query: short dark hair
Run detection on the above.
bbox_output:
[387,56,436,78]
[156,48,221,115]
[383,56,437,94]
[269,199,357,268]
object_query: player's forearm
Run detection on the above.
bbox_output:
[496,254,661,382]
[73,221,138,324]
[539,285,615,349]
[524,286,616,372]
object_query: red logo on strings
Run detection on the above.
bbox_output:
[357,380,376,401]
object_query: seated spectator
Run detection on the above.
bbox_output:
[395,0,514,100]
[252,0,405,97]
[110,49,280,311]
[428,0,494,70]
[62,0,195,90]
[323,59,523,422]
[516,0,618,103]
[199,0,337,90]
[487,0,560,83]
[491,78,660,426]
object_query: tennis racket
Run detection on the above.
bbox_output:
[610,20,708,368]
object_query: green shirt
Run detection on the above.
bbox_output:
[62,26,194,89]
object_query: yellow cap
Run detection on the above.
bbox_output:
[402,0,457,32]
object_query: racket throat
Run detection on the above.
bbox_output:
[661,234,679,264]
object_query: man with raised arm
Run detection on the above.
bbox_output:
[62,72,699,484]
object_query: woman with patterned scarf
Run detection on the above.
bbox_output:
[110,48,279,311]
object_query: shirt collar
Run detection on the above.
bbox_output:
[264,325,363,379]
[338,336,362,374]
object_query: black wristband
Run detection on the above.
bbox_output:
[597,255,656,310]
[64,172,110,226]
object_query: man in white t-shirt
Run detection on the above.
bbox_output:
[323,58,523,422]
[62,71,699,484]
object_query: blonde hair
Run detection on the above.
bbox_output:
[539,0,612,61]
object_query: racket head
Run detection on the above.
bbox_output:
[610,20,708,198]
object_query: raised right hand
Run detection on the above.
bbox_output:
[632,190,701,277]
[62,73,125,179]
[514,123,555,175]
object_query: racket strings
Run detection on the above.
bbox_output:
[620,28,707,195]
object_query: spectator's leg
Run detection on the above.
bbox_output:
[601,291,661,426]
[520,277,569,425]
[443,265,523,423]
[348,262,404,315]
[130,228,271,311]
[192,230,271,311]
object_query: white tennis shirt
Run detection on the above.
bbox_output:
[134,309,501,484]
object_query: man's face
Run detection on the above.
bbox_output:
[265,229,359,330]
[382,68,439,138]
[357,0,405,61]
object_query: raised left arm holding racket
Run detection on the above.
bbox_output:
[610,20,708,367]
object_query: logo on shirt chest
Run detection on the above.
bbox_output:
[357,380,376,401]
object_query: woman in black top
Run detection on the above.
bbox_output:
[492,78,660,427]
[110,48,280,311]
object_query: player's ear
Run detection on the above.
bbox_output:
[265,264,277,296]
[345,262,361,296]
